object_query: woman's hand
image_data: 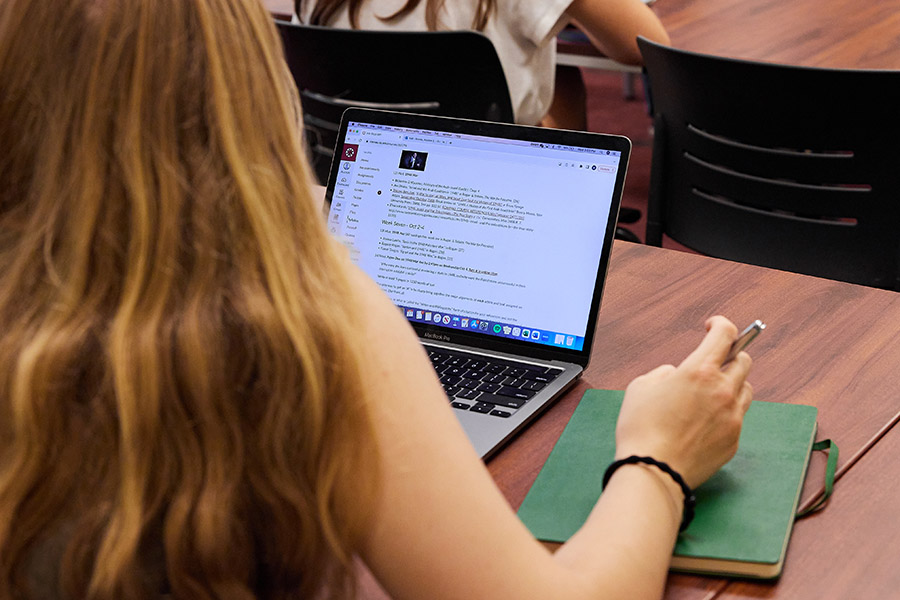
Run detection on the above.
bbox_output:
[614,316,754,489]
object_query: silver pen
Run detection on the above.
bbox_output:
[723,320,766,365]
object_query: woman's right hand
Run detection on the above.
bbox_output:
[614,316,754,489]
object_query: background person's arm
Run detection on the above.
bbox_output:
[347,260,750,600]
[565,0,671,65]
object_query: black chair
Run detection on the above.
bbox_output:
[638,36,900,290]
[275,22,514,184]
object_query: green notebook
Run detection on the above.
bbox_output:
[517,389,819,579]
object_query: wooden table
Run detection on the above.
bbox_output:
[559,0,899,100]
[567,0,900,72]
[656,0,900,69]
[487,241,900,600]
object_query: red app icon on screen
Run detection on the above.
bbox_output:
[342,143,359,161]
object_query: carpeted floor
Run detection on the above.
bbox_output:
[582,69,653,243]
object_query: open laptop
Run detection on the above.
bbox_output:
[324,108,630,458]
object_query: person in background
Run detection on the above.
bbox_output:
[294,0,670,130]
[0,0,748,598]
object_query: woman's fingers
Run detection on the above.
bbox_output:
[679,316,739,369]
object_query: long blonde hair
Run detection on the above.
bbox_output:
[0,0,379,598]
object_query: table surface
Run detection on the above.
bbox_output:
[350,241,900,599]
[655,0,900,69]
[564,0,900,70]
[488,241,900,600]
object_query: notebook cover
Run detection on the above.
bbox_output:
[517,389,818,579]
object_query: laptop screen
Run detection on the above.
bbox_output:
[325,109,628,359]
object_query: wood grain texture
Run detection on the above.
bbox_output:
[488,242,900,599]
[353,242,900,598]
[493,242,900,503]
[655,0,900,68]
[716,412,900,600]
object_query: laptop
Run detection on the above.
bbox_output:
[324,108,630,458]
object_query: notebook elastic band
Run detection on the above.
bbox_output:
[796,438,838,519]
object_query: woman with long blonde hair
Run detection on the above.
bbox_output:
[0,0,377,597]
[0,0,751,598]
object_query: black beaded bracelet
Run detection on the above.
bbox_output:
[602,455,696,532]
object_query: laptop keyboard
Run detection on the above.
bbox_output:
[425,346,562,418]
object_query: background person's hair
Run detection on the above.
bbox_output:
[0,0,379,598]
[298,0,496,31]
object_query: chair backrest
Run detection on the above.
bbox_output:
[638,36,900,290]
[276,22,514,184]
